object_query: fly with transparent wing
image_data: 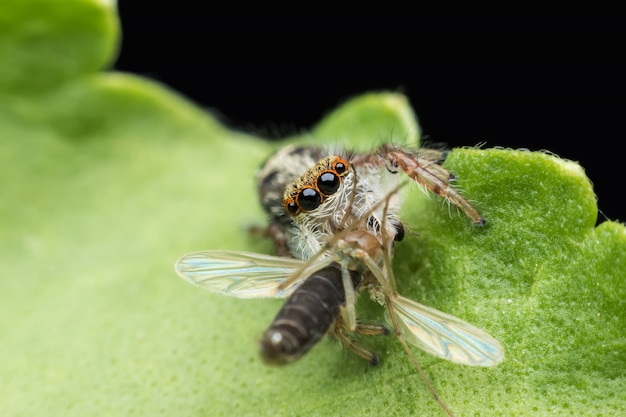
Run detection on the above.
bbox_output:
[175,144,504,417]
[175,248,504,367]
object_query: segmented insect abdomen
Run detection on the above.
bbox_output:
[259,265,346,365]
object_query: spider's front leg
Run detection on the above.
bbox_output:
[379,144,486,226]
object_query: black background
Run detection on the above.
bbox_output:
[114,3,623,223]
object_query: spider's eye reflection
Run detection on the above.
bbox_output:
[297,187,321,211]
[317,171,340,195]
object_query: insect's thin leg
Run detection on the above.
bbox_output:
[330,320,381,365]
[381,247,397,294]
[353,322,390,336]
[277,248,336,291]
[385,147,485,226]
[382,292,456,417]
[353,250,455,417]
[338,168,358,230]
[357,249,395,297]
[340,260,358,331]
[379,189,399,295]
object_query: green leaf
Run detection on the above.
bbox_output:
[0,0,118,94]
[1,2,624,417]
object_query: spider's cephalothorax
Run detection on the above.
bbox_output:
[283,151,404,260]
[257,143,483,260]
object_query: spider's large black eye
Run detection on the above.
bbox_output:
[317,171,340,195]
[297,187,321,211]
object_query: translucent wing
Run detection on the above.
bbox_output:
[175,250,306,298]
[388,295,504,366]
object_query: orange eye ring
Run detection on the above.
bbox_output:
[332,159,348,175]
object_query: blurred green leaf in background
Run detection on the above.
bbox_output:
[1,1,624,416]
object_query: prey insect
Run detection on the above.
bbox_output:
[176,143,503,416]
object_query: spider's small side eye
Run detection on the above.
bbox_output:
[333,160,348,175]
[317,171,340,195]
[298,187,321,211]
[286,200,299,214]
